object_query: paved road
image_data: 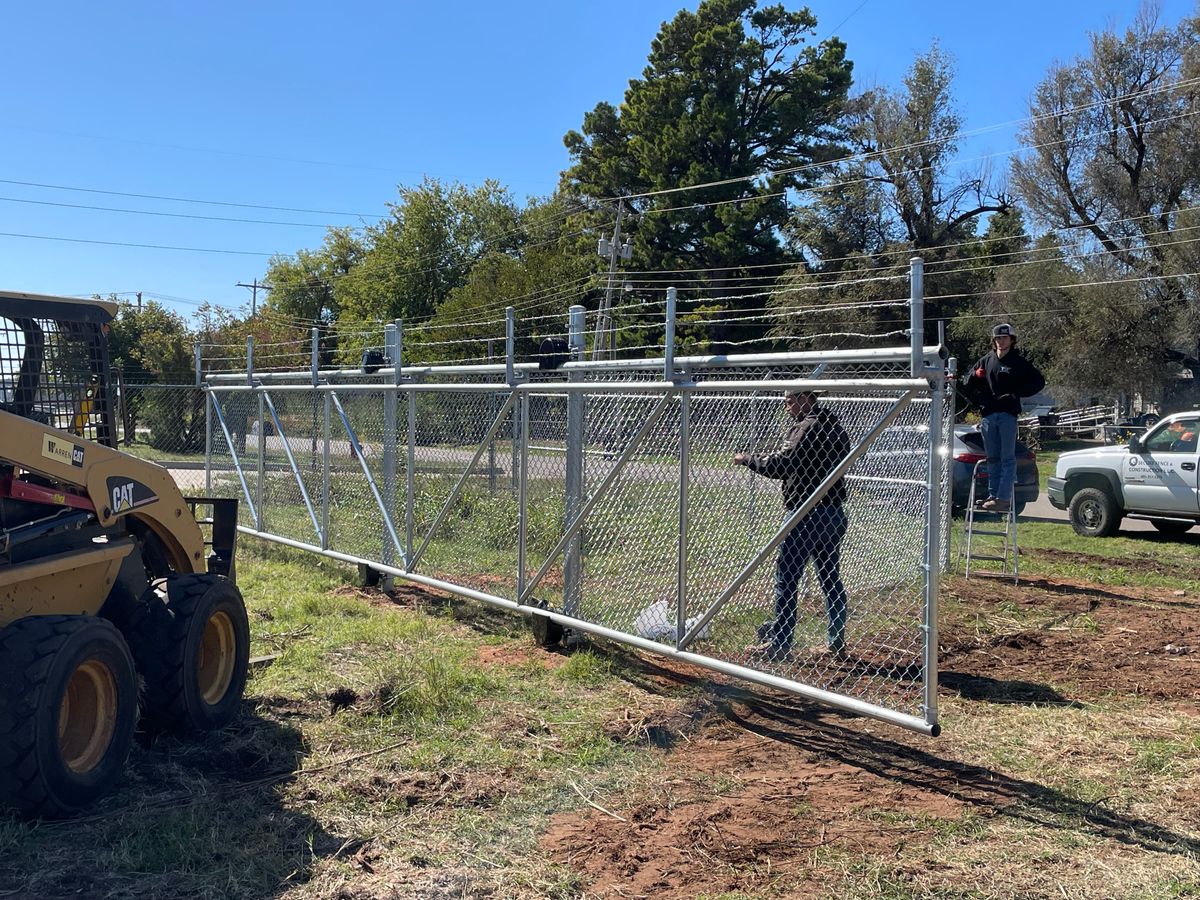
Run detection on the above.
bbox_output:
[1021,493,1157,533]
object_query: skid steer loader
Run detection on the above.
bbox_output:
[0,291,249,817]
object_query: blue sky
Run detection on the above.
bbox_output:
[0,0,1191,321]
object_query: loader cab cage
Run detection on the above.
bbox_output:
[0,293,116,447]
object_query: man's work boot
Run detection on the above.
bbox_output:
[982,497,1011,512]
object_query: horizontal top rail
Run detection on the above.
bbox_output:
[206,377,936,395]
[205,345,947,384]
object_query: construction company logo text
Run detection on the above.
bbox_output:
[41,434,84,468]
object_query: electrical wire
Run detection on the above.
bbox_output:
[0,177,376,217]
[603,74,1200,203]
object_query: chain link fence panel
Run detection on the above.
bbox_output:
[197,349,947,733]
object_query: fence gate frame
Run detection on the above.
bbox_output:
[203,262,953,736]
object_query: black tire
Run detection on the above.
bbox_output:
[128,574,250,733]
[0,616,137,817]
[1014,500,1027,517]
[1150,519,1194,536]
[1068,487,1122,537]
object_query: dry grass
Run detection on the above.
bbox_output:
[0,538,1195,899]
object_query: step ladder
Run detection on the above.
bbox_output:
[959,461,1019,582]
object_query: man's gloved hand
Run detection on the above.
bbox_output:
[975,367,985,379]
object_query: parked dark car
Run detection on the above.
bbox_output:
[951,425,1040,514]
[857,425,1040,515]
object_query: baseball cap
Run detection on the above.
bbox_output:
[992,323,1016,338]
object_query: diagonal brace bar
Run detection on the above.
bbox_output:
[519,390,674,605]
[330,391,406,565]
[208,390,259,527]
[408,391,517,571]
[678,390,918,650]
[262,391,323,545]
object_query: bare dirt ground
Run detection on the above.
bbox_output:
[540,574,1200,898]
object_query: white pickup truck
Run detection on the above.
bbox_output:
[1047,410,1199,537]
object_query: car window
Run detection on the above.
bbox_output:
[1144,418,1199,453]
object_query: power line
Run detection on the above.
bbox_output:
[0,177,376,217]
[0,231,273,256]
[0,195,336,227]
[603,74,1200,204]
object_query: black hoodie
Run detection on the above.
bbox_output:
[965,348,1045,417]
[745,406,850,511]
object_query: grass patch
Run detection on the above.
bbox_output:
[1,532,1197,898]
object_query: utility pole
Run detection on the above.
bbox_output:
[236,279,267,316]
[592,200,631,360]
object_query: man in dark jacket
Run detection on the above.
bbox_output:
[734,389,851,661]
[964,323,1045,512]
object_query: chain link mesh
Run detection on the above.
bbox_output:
[197,352,946,729]
[112,384,208,492]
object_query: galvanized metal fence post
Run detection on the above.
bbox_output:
[942,356,957,571]
[322,390,331,552]
[564,305,586,617]
[922,361,945,734]
[310,327,320,481]
[505,306,515,387]
[406,377,416,570]
[664,287,676,381]
[487,339,498,494]
[676,389,690,645]
[517,391,530,599]
[199,340,212,494]
[910,258,924,378]
[249,336,264,532]
[382,322,399,572]
[204,390,213,494]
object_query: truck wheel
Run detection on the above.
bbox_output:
[0,616,137,817]
[1150,519,1194,536]
[1068,487,1121,537]
[129,575,250,733]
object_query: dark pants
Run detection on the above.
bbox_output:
[759,504,848,653]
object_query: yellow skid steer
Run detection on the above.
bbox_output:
[0,291,248,817]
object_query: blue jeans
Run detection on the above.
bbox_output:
[760,504,848,653]
[981,412,1018,501]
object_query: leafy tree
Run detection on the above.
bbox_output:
[106,298,198,448]
[108,298,193,384]
[263,226,365,326]
[411,197,598,364]
[775,47,1003,357]
[561,0,853,349]
[850,45,1009,251]
[335,178,522,335]
[1011,7,1200,396]
[964,213,1077,385]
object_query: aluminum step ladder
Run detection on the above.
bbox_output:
[959,460,1019,582]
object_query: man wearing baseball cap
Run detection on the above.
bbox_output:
[733,388,851,660]
[963,324,1045,512]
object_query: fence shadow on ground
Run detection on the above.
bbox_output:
[725,694,1200,856]
[592,648,1198,857]
[937,670,1085,707]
